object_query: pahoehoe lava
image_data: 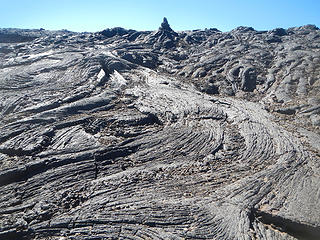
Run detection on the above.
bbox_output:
[0,18,320,239]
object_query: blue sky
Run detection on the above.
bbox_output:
[1,0,319,32]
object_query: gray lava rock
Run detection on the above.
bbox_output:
[0,19,319,240]
[147,17,179,49]
[99,27,135,38]
[159,17,173,32]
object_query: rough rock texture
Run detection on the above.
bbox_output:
[0,19,320,239]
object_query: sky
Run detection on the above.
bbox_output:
[1,0,319,32]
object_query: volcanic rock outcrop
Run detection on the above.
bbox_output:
[0,19,319,239]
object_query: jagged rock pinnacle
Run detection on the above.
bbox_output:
[159,17,173,32]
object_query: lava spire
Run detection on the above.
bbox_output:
[159,17,174,32]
